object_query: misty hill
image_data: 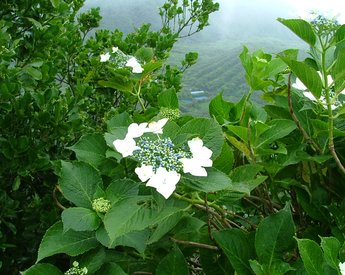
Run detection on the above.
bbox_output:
[83,0,306,116]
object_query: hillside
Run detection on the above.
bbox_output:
[82,0,306,116]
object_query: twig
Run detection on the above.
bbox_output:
[53,186,66,210]
[170,237,219,251]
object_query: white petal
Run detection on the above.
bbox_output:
[126,122,148,139]
[112,46,118,53]
[146,168,180,199]
[303,91,317,101]
[180,158,209,176]
[100,52,110,62]
[340,262,345,275]
[113,137,139,157]
[292,78,307,90]
[188,137,204,152]
[146,118,168,134]
[135,165,154,182]
[132,65,144,74]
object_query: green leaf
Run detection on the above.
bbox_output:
[147,211,184,244]
[96,225,149,254]
[23,66,42,80]
[50,0,60,8]
[277,18,316,46]
[61,207,101,232]
[181,167,232,192]
[142,60,163,75]
[104,197,154,242]
[59,161,103,208]
[95,263,127,275]
[106,112,133,131]
[68,134,107,168]
[158,88,179,109]
[22,263,63,275]
[105,178,139,204]
[98,77,133,92]
[37,222,98,262]
[135,47,154,63]
[320,236,340,270]
[296,238,324,275]
[156,246,189,275]
[279,58,323,99]
[255,119,296,148]
[213,229,255,275]
[255,205,295,269]
[209,92,233,124]
[333,47,345,93]
[229,164,266,194]
[79,247,107,274]
[213,141,234,174]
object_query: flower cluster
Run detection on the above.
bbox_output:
[99,46,143,73]
[112,119,213,199]
[64,261,88,275]
[292,73,344,110]
[92,197,111,213]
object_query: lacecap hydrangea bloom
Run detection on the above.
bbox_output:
[112,118,213,199]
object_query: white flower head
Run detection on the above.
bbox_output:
[145,118,168,134]
[146,167,180,198]
[180,137,213,177]
[339,262,345,275]
[113,137,139,157]
[100,52,111,62]
[135,165,154,182]
[126,122,148,139]
[126,57,144,73]
[112,46,119,53]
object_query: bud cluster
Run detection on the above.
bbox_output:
[92,197,111,213]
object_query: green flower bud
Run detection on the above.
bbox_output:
[92,197,111,213]
[64,261,88,275]
[159,107,180,120]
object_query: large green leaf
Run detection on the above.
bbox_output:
[333,47,345,93]
[68,134,107,168]
[296,238,324,275]
[209,92,233,124]
[147,211,184,244]
[156,246,189,275]
[61,207,101,232]
[103,197,154,242]
[59,161,103,208]
[95,263,127,275]
[320,236,341,270]
[158,88,179,109]
[277,18,316,46]
[105,178,140,204]
[37,222,98,262]
[96,225,150,254]
[279,58,323,99]
[255,205,295,269]
[181,167,232,192]
[255,119,296,148]
[213,229,255,275]
[79,247,107,274]
[23,263,62,275]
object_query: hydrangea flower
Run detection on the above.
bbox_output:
[126,57,144,73]
[112,46,119,53]
[180,137,213,177]
[112,119,213,199]
[100,52,110,62]
[340,262,345,275]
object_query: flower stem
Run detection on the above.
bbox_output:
[170,237,219,251]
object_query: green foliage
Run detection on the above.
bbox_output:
[3,0,345,274]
